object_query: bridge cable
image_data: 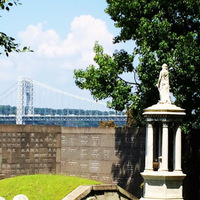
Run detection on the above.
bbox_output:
[30,79,107,106]
[0,85,17,103]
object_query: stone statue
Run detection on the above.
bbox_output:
[157,63,171,104]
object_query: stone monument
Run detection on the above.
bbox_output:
[140,64,186,199]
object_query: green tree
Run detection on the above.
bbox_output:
[0,0,31,56]
[74,0,200,129]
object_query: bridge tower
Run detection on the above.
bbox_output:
[16,77,34,124]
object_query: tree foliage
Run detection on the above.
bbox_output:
[0,0,32,56]
[74,42,138,110]
[75,0,200,129]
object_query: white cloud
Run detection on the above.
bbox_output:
[0,15,121,99]
[18,23,60,47]
[18,15,114,69]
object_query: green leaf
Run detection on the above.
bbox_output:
[74,0,200,129]
[23,46,28,51]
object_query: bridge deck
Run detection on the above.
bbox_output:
[0,115,126,122]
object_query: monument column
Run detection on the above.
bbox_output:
[158,123,162,169]
[161,122,168,171]
[174,125,182,171]
[140,63,186,200]
[145,123,153,171]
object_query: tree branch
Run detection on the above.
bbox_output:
[118,74,140,86]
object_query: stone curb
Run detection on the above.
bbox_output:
[62,184,138,200]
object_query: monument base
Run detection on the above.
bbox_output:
[140,171,186,200]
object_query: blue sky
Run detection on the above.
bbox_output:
[0,0,135,108]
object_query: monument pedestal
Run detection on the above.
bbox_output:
[141,171,185,200]
[140,64,186,200]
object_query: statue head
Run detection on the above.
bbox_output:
[162,63,168,70]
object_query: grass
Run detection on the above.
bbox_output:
[0,174,101,200]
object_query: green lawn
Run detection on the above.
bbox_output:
[0,174,101,200]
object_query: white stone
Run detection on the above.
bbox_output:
[145,123,153,171]
[161,123,168,171]
[175,126,182,171]
[143,103,185,116]
[141,171,186,200]
[141,64,186,199]
[13,194,29,200]
[157,63,171,104]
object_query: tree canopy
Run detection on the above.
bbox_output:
[74,0,200,129]
[0,0,31,56]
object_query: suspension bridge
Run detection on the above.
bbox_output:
[0,78,126,127]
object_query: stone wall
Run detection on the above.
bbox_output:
[60,127,145,197]
[0,125,145,198]
[0,124,199,199]
[0,125,61,178]
[61,127,119,183]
